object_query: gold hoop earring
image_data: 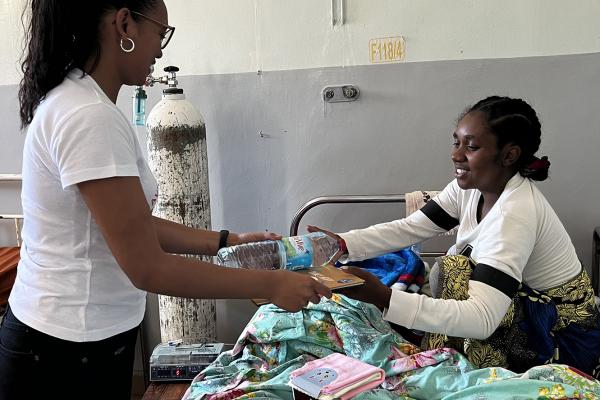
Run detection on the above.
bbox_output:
[120,37,135,53]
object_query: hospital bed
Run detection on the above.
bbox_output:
[178,192,600,399]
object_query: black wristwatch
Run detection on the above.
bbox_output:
[218,230,230,250]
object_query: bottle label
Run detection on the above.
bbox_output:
[280,235,314,271]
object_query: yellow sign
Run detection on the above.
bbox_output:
[369,36,405,63]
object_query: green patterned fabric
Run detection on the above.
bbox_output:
[423,255,600,377]
[362,362,600,400]
[183,293,600,400]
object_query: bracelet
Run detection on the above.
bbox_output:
[218,230,230,250]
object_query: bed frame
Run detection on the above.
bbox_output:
[289,194,447,259]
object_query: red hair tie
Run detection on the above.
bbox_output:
[525,155,550,170]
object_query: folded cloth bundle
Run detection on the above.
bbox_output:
[338,247,424,292]
[289,352,385,400]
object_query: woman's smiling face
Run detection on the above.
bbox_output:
[451,111,513,194]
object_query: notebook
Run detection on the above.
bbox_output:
[289,353,385,400]
[252,264,364,306]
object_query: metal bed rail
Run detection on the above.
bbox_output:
[0,174,22,182]
[0,174,23,247]
[289,194,446,258]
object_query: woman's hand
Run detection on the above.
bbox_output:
[268,270,332,312]
[307,225,346,264]
[307,225,341,240]
[336,266,392,310]
[231,231,282,246]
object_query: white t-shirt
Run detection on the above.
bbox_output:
[340,174,581,339]
[9,69,158,342]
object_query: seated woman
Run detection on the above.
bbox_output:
[311,96,600,378]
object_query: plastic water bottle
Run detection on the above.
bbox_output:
[216,232,340,271]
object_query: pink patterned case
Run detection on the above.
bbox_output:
[289,353,385,399]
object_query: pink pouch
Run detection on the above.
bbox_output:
[289,353,385,399]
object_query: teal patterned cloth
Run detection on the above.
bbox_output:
[183,294,600,400]
[360,362,600,400]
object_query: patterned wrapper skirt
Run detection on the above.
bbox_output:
[423,255,600,379]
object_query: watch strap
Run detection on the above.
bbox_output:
[218,230,230,250]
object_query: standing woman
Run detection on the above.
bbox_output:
[0,1,331,398]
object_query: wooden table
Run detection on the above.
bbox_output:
[141,382,189,400]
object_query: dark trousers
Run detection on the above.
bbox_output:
[0,306,139,400]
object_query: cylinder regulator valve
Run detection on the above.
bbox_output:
[146,65,179,88]
[132,65,180,125]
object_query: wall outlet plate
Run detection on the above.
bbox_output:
[322,85,360,103]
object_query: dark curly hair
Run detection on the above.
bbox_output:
[18,0,159,128]
[464,96,549,181]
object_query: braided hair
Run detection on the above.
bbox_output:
[18,0,159,128]
[464,96,550,181]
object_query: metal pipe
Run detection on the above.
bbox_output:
[330,0,344,26]
[0,216,23,247]
[0,174,22,181]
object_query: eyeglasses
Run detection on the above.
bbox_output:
[130,10,175,49]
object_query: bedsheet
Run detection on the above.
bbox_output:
[183,294,600,400]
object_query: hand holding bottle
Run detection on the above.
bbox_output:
[218,231,343,270]
[306,225,347,265]
[268,270,332,311]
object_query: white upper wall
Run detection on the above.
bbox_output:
[2,0,600,85]
[0,0,25,86]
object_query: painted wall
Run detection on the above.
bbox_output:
[1,0,600,368]
[133,53,600,347]
[2,0,600,85]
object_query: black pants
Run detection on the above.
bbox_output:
[0,306,139,400]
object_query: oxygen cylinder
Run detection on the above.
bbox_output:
[146,72,216,345]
